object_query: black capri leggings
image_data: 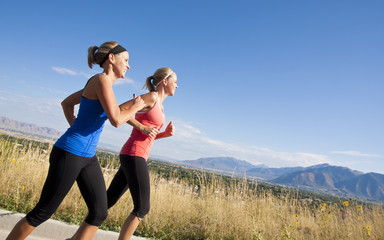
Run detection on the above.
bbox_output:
[26,146,108,227]
[107,155,150,219]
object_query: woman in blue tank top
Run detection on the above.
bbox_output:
[7,41,145,240]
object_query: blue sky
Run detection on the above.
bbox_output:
[1,1,383,173]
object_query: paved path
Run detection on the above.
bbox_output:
[0,210,149,240]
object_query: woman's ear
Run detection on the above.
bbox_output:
[108,53,115,63]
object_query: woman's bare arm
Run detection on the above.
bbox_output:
[123,92,159,138]
[155,121,175,140]
[61,90,83,126]
[92,75,145,127]
[127,118,159,139]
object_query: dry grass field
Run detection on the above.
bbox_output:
[0,134,383,239]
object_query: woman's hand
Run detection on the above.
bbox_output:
[61,90,82,126]
[163,121,175,137]
[127,119,158,139]
[141,125,159,139]
[153,121,175,140]
[131,94,146,112]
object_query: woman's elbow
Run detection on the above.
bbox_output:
[61,100,73,112]
[61,100,68,109]
[109,119,124,128]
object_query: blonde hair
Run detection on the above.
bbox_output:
[144,67,174,92]
[87,41,119,69]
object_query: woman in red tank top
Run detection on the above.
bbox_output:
[107,67,178,239]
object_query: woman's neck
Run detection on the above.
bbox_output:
[102,66,118,84]
[156,88,168,104]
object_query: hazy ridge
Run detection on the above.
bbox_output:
[0,116,62,139]
[183,157,384,202]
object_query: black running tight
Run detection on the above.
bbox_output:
[26,146,108,227]
[107,155,150,219]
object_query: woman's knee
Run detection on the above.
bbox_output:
[133,204,150,219]
[85,207,108,226]
[26,209,54,227]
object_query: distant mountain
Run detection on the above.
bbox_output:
[180,157,384,202]
[181,157,264,175]
[271,165,384,202]
[335,173,384,201]
[0,116,62,139]
[245,164,331,180]
[247,166,306,180]
[272,165,363,188]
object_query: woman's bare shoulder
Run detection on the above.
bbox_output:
[140,92,157,108]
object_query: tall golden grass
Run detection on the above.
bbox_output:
[1,135,383,239]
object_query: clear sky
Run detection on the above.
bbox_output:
[1,1,383,174]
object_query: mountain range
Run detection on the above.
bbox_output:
[182,157,266,175]
[0,116,62,139]
[2,116,383,202]
[182,157,384,202]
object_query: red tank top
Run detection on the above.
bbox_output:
[120,93,165,160]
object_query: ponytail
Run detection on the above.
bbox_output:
[145,76,156,92]
[86,41,121,69]
[87,46,99,69]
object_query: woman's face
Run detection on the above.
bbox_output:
[166,74,178,96]
[113,51,130,78]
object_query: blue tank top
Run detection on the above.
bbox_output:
[55,96,108,157]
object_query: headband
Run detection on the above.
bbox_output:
[99,45,127,67]
[165,70,173,79]
[154,71,173,87]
